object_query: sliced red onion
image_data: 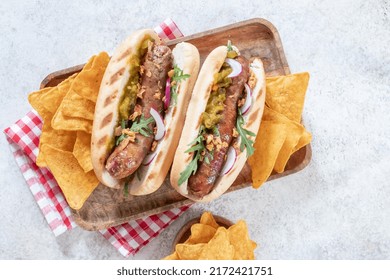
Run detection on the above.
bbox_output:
[240,83,252,115]
[164,78,171,109]
[150,108,166,141]
[220,146,237,175]
[142,152,157,166]
[225,58,242,78]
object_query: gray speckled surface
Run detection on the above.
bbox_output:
[1,0,389,260]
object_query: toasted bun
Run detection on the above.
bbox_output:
[128,42,200,195]
[170,48,266,202]
[91,29,160,188]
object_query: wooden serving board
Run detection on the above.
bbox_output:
[41,18,312,231]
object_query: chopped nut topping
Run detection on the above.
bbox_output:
[153,90,161,100]
[170,80,177,87]
[213,137,222,146]
[121,129,136,142]
[153,126,157,135]
[146,70,152,78]
[162,96,166,104]
[232,128,239,138]
[216,144,222,151]
[138,86,146,99]
[222,141,229,148]
[201,150,206,156]
[206,143,214,151]
[238,97,245,108]
[168,69,174,78]
[157,80,162,89]
[151,140,158,152]
[212,84,219,91]
[140,66,145,75]
[129,104,142,121]
[206,134,213,144]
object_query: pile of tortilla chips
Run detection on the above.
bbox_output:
[248,72,312,188]
[28,52,110,209]
[163,212,257,260]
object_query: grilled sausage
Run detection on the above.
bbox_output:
[188,56,250,197]
[105,43,172,179]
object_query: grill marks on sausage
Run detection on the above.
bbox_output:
[187,56,250,198]
[105,43,173,179]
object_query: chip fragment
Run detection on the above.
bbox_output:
[27,52,109,209]
[249,72,312,187]
[73,131,93,172]
[265,72,310,122]
[40,144,99,210]
[248,119,287,188]
[163,212,257,260]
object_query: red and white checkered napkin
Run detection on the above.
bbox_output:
[3,18,191,257]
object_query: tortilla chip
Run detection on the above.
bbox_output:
[51,53,108,132]
[263,107,305,173]
[42,74,78,113]
[176,243,206,260]
[199,211,219,229]
[266,72,309,122]
[162,212,258,260]
[198,227,235,260]
[73,131,93,172]
[248,119,287,188]
[30,75,79,166]
[185,224,217,245]
[293,129,312,153]
[28,74,78,118]
[70,52,110,103]
[28,87,56,120]
[51,109,93,133]
[40,144,99,209]
[162,251,180,260]
[228,220,256,260]
[61,89,96,120]
[36,119,77,167]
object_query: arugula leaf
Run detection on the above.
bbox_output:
[124,180,129,197]
[116,134,127,146]
[178,126,206,185]
[130,114,154,137]
[121,119,127,129]
[236,111,256,157]
[172,65,190,81]
[212,126,220,137]
[203,150,214,165]
[115,119,129,146]
[185,143,204,153]
[178,152,201,186]
[227,40,233,51]
[170,65,190,107]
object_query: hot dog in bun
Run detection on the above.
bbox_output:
[91,29,200,195]
[170,41,266,202]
